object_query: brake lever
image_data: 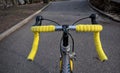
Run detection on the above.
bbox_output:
[89,14,97,24]
[34,16,43,26]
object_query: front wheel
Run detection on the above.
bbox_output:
[60,56,73,73]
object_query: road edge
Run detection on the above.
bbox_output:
[0,3,51,41]
[88,0,120,22]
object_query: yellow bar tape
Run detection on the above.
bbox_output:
[76,24,108,61]
[27,32,39,61]
[31,25,55,32]
[76,25,103,32]
[94,32,108,61]
[27,25,55,61]
[27,24,108,62]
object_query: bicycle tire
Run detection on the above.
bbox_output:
[60,55,73,73]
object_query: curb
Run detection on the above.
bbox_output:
[0,3,51,41]
[88,0,120,22]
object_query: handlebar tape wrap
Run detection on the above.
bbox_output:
[76,25,103,32]
[27,25,55,61]
[31,25,55,32]
[27,25,108,61]
[76,25,108,61]
[27,32,39,61]
[94,32,108,61]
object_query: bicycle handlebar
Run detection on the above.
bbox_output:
[27,24,108,62]
[31,25,55,32]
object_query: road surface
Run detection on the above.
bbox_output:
[0,0,120,73]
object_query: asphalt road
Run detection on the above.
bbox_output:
[0,0,120,73]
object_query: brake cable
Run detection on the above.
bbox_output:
[42,18,61,26]
[72,16,89,25]
[60,31,75,53]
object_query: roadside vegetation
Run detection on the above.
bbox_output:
[0,0,49,9]
[90,0,120,16]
